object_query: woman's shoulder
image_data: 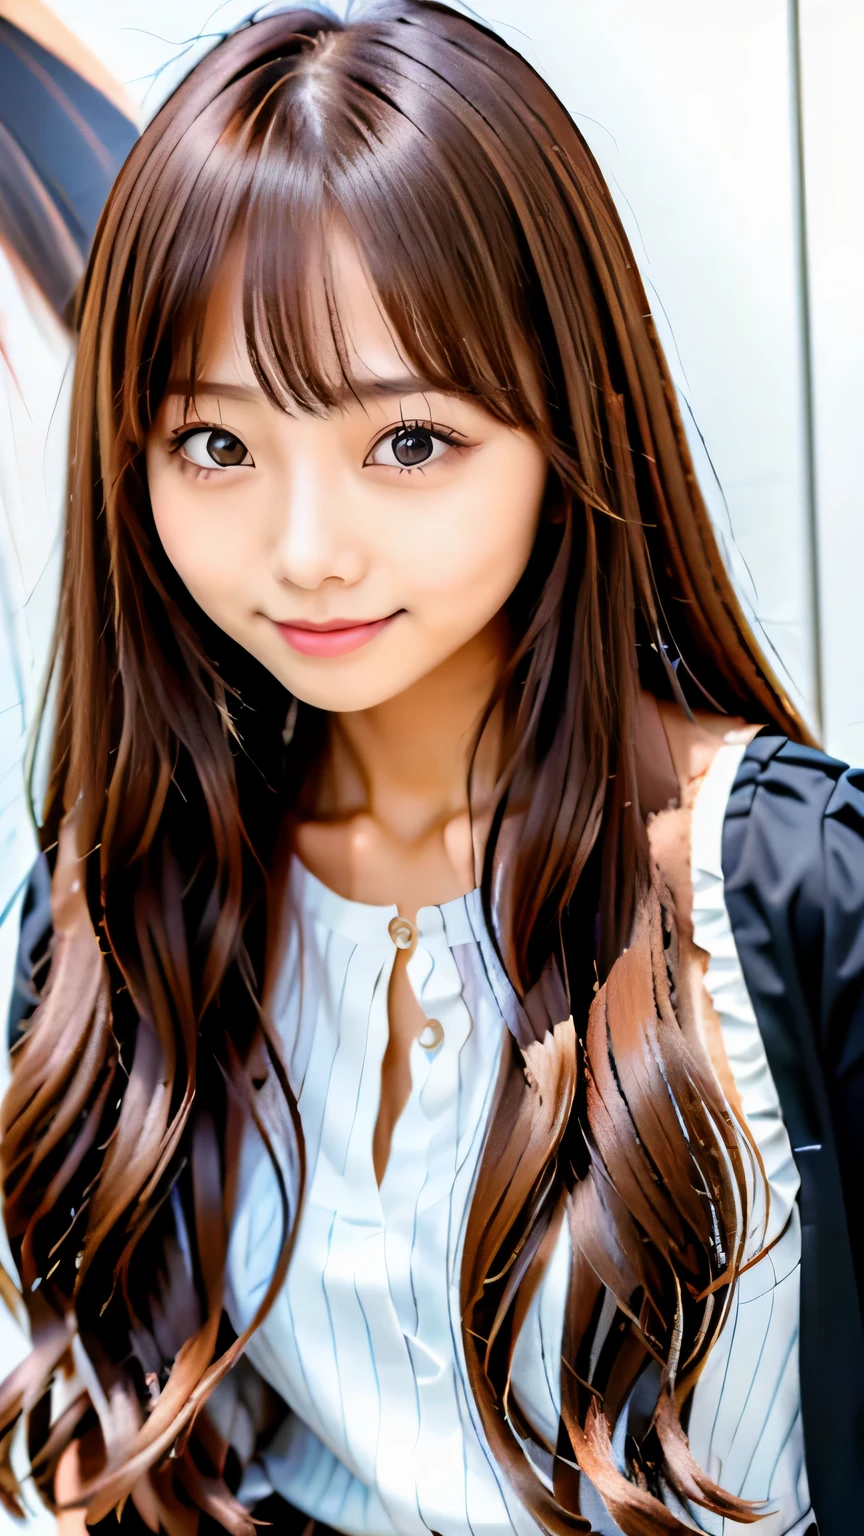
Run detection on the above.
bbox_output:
[723,726,864,832]
[643,696,864,981]
[646,694,864,876]
[638,697,760,933]
[650,696,761,801]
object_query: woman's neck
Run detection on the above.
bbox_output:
[322,616,507,843]
[290,616,508,908]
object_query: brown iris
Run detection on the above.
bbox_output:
[201,429,248,466]
[391,426,434,467]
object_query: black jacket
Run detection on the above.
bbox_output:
[8,731,864,1534]
[722,732,864,1534]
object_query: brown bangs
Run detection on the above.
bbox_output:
[133,15,553,443]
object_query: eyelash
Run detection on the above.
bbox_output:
[168,425,235,453]
[362,418,467,469]
[167,417,469,474]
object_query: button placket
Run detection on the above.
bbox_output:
[388,913,445,1054]
[388,914,416,950]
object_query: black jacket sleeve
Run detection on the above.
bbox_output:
[819,758,864,1277]
[722,731,864,1536]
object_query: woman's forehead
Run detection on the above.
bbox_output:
[161,210,539,435]
[188,226,421,402]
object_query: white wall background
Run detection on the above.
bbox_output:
[798,0,864,760]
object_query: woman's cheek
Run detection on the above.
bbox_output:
[410,561,515,645]
[155,511,215,597]
[151,486,245,602]
[421,502,538,621]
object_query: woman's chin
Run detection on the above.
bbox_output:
[264,656,430,715]
[252,625,472,715]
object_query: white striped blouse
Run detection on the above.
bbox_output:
[225,741,815,1536]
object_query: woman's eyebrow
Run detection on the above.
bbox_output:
[349,372,439,399]
[165,379,262,402]
[163,375,445,404]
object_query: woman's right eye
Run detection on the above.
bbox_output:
[173,428,254,469]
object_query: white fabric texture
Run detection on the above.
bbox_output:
[226,742,813,1535]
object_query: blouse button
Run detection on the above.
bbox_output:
[418,1019,444,1051]
[388,915,415,950]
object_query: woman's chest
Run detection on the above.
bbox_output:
[226,894,523,1528]
[229,871,513,1360]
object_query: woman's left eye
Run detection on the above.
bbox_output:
[172,427,254,470]
[364,423,462,471]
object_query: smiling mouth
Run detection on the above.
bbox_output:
[273,611,403,658]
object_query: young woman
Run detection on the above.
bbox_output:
[2,5,862,1535]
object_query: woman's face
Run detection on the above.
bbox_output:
[146,231,547,713]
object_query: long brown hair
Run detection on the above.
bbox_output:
[0,5,808,1533]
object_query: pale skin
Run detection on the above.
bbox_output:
[57,229,754,1529]
[146,228,550,1187]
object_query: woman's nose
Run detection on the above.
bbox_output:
[269,458,366,591]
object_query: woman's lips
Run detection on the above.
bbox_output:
[274,612,401,657]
